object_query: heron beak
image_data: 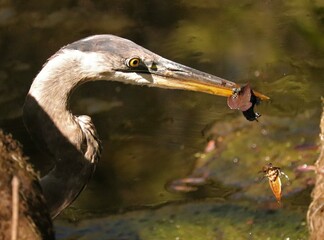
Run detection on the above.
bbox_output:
[150,58,270,101]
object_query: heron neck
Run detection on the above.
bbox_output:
[25,53,84,160]
[23,54,96,218]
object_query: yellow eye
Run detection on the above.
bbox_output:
[128,57,141,68]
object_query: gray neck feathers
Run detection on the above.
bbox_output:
[23,50,100,218]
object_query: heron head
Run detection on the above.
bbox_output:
[63,34,269,100]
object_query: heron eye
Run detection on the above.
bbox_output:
[127,58,141,68]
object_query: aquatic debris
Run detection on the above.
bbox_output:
[167,172,210,193]
[227,84,261,121]
[262,163,289,204]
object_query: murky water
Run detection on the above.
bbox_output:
[0,0,323,239]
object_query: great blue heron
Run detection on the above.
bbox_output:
[23,34,268,219]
